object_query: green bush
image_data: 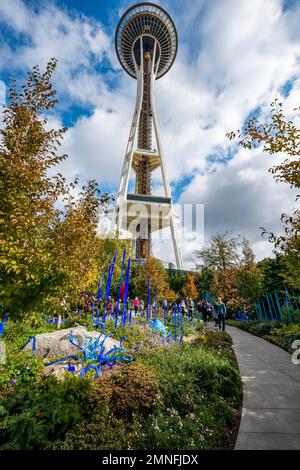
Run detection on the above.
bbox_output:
[192,330,233,351]
[0,352,44,394]
[132,403,235,450]
[0,324,242,451]
[271,323,300,336]
[138,341,242,410]
[0,376,91,449]
[281,333,300,351]
[90,362,162,421]
[59,361,162,450]
[60,340,241,451]
[228,320,280,337]
[2,317,56,354]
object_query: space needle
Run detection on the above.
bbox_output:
[114,2,183,269]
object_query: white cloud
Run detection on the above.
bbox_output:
[180,146,298,256]
[0,80,5,104]
[0,0,111,106]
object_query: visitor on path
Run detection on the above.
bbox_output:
[180,299,186,315]
[196,301,202,321]
[138,300,145,316]
[133,297,139,316]
[188,298,195,319]
[212,303,218,327]
[206,301,212,321]
[214,297,227,331]
[198,300,208,324]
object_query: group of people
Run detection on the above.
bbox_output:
[76,291,227,331]
[77,293,150,318]
[196,298,227,331]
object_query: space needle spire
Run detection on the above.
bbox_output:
[114,2,183,269]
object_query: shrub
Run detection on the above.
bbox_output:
[271,323,300,336]
[2,317,56,354]
[59,361,162,450]
[192,330,233,351]
[281,333,300,351]
[229,320,280,337]
[59,414,140,450]
[0,352,44,394]
[0,325,242,451]
[0,376,91,449]
[60,341,241,451]
[138,341,242,411]
[90,362,162,421]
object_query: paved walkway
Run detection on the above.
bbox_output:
[227,326,300,450]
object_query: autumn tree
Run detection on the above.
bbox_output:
[257,255,287,293]
[194,232,240,271]
[237,237,263,302]
[241,237,256,267]
[0,60,111,316]
[236,265,263,304]
[227,99,300,191]
[195,233,263,311]
[130,257,176,303]
[195,267,215,299]
[167,271,186,294]
[181,274,198,299]
[211,269,247,312]
[227,99,300,289]
[46,180,110,311]
[0,59,69,313]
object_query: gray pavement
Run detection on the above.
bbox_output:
[227,325,300,450]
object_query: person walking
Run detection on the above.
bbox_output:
[188,298,195,319]
[139,299,145,317]
[212,303,218,327]
[196,301,202,321]
[180,299,186,315]
[214,297,227,331]
[206,301,212,321]
[200,300,209,325]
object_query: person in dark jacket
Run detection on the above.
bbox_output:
[214,297,227,331]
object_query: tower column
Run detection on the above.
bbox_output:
[136,50,152,259]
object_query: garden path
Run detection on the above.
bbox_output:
[227,325,300,450]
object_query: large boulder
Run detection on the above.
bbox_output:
[23,326,120,358]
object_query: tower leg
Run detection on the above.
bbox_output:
[115,40,144,232]
[170,211,184,270]
[150,67,184,270]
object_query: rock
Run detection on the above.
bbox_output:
[41,363,70,381]
[23,326,120,358]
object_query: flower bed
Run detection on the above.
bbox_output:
[0,317,242,450]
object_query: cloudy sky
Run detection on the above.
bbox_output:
[0,0,299,268]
